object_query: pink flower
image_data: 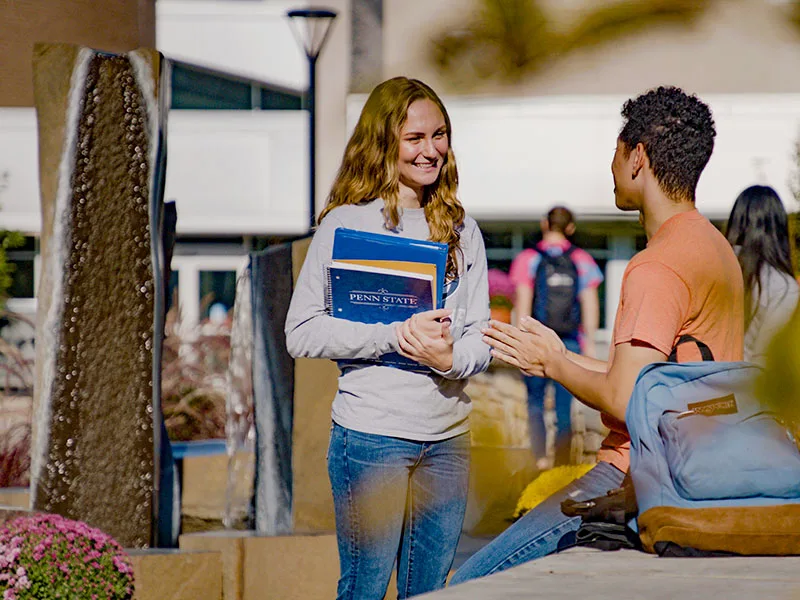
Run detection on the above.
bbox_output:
[0,514,134,599]
[488,268,516,309]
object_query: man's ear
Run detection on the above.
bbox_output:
[565,223,576,236]
[632,142,647,179]
[540,218,549,233]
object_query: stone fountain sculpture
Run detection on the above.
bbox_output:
[30,43,171,548]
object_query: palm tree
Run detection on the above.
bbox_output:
[431,0,713,86]
[790,0,800,32]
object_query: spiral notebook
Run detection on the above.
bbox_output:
[327,227,447,372]
[325,261,434,372]
[332,227,448,308]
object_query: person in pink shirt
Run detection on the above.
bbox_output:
[509,207,602,469]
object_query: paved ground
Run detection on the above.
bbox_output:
[426,547,800,599]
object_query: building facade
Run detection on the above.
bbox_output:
[2,0,800,344]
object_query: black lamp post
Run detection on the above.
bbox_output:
[287,7,338,231]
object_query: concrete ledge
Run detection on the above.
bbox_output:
[0,487,30,509]
[417,547,800,599]
[0,505,33,523]
[180,530,399,600]
[129,548,222,600]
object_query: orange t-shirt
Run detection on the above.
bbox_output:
[598,209,744,473]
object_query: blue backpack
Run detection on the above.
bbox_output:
[627,337,800,555]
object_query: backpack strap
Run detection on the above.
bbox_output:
[667,334,714,363]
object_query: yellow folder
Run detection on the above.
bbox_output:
[335,259,440,308]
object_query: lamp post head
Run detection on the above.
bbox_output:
[287,7,338,60]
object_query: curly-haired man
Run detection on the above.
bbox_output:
[451,86,744,583]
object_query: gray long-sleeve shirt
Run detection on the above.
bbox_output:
[285,199,491,440]
[746,265,800,365]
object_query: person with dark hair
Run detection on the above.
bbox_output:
[509,206,602,469]
[285,77,490,600]
[451,86,744,584]
[725,185,799,365]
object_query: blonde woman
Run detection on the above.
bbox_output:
[285,77,490,600]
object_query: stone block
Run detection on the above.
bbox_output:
[242,534,340,600]
[290,238,339,534]
[180,530,247,600]
[0,506,33,524]
[466,363,529,448]
[578,403,608,434]
[243,533,399,600]
[290,356,338,534]
[129,548,222,600]
[0,487,30,509]
[180,530,402,600]
[181,451,253,521]
[583,430,606,453]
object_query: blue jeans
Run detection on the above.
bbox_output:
[327,423,470,600]
[524,336,581,466]
[449,461,625,586]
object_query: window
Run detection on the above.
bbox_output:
[167,271,179,313]
[170,61,303,111]
[199,270,237,322]
[6,258,34,299]
[5,236,38,300]
[169,255,247,328]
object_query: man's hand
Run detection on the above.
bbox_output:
[481,317,565,377]
[396,308,454,372]
[519,316,566,355]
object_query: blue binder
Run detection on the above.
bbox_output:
[326,261,435,372]
[332,228,448,308]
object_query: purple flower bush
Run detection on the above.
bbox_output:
[487,268,515,309]
[0,514,134,600]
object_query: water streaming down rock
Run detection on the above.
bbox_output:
[31,43,170,548]
[224,270,255,529]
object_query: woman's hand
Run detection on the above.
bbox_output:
[395,308,454,372]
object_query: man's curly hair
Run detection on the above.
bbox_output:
[619,86,715,202]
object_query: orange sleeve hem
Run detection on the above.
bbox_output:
[613,333,673,358]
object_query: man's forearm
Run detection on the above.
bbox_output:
[579,288,600,359]
[549,352,622,419]
[565,350,607,373]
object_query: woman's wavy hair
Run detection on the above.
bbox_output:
[318,77,465,281]
[725,185,795,326]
